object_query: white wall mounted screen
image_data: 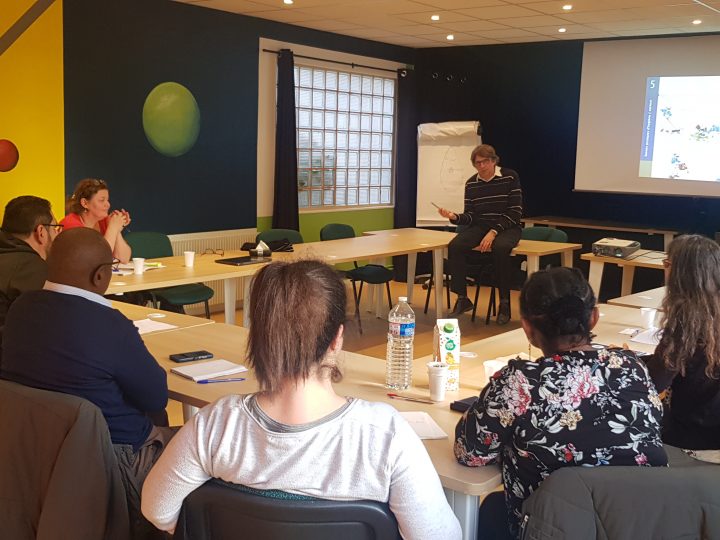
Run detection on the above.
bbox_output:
[575,36,720,197]
[416,121,481,227]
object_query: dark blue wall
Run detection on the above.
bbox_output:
[413,40,720,236]
[63,0,413,233]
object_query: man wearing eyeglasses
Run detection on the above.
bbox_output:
[0,196,61,354]
[437,144,523,324]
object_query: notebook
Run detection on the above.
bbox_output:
[215,255,272,266]
[170,359,247,382]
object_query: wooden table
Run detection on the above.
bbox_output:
[143,323,497,540]
[608,287,665,310]
[106,252,270,326]
[581,250,665,298]
[364,228,581,309]
[523,216,678,250]
[111,301,215,332]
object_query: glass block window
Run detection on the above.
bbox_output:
[295,64,395,209]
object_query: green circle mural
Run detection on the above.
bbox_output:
[142,82,200,157]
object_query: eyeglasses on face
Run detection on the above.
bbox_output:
[41,223,64,233]
[90,259,120,280]
[200,248,224,257]
[474,158,492,166]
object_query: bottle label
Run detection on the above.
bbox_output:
[389,322,415,337]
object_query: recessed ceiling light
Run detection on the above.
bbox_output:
[558,27,567,33]
[692,19,702,25]
[446,34,455,40]
[283,0,293,4]
[562,4,572,10]
[431,14,440,21]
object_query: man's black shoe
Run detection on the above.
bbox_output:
[449,296,474,317]
[497,300,511,325]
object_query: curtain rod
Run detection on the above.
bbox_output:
[262,48,405,74]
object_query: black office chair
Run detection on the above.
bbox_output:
[173,479,401,540]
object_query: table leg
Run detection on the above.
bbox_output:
[525,255,540,276]
[561,250,574,268]
[620,265,636,296]
[406,252,417,305]
[224,278,237,325]
[182,403,199,422]
[588,261,604,298]
[443,488,479,540]
[433,248,445,318]
[242,277,251,327]
[371,258,384,318]
[663,233,673,251]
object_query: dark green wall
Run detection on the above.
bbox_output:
[63,0,413,234]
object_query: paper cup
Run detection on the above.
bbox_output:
[132,257,145,275]
[427,362,449,402]
[184,251,195,267]
[640,308,657,329]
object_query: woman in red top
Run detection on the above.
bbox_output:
[61,178,132,262]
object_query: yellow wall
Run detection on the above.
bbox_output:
[0,1,64,222]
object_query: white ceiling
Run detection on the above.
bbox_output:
[176,0,720,47]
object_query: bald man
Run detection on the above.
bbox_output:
[0,228,174,525]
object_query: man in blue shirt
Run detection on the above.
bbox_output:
[0,227,173,528]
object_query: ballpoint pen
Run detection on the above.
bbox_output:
[197,378,246,384]
[387,393,436,405]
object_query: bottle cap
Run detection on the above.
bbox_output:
[443,322,455,333]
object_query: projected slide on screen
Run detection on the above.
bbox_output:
[639,76,720,182]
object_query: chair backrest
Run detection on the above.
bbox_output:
[320,223,355,241]
[174,479,400,540]
[521,461,720,540]
[521,226,568,242]
[0,380,129,540]
[256,228,304,244]
[125,231,174,258]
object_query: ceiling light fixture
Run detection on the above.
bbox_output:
[562,4,572,10]
[447,34,455,40]
[692,19,702,24]
[558,27,567,32]
[431,14,440,21]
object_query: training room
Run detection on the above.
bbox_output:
[1,0,720,538]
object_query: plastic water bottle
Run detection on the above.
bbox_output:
[386,296,415,390]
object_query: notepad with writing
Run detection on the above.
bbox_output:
[170,359,247,382]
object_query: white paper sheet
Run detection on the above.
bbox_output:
[399,411,448,440]
[132,318,179,335]
[630,328,662,346]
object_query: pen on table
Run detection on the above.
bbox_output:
[387,393,435,405]
[197,377,246,384]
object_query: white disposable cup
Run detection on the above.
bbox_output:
[184,251,195,267]
[427,362,449,402]
[132,257,145,275]
[640,308,657,329]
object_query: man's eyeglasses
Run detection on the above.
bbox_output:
[41,223,64,233]
[92,259,120,276]
[474,158,492,166]
[200,248,224,257]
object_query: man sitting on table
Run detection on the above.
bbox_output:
[0,196,60,355]
[0,227,174,526]
[437,144,523,324]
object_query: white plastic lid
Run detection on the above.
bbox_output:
[398,296,408,302]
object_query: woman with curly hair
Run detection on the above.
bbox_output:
[646,234,720,463]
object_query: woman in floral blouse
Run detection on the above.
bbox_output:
[455,267,667,539]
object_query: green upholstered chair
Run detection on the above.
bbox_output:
[521,226,568,242]
[256,228,304,245]
[320,223,393,334]
[125,232,214,318]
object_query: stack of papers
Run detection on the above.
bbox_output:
[630,328,663,346]
[132,318,178,335]
[399,411,447,439]
[170,359,247,382]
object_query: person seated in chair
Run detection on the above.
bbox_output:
[455,267,667,539]
[437,144,522,324]
[645,234,720,464]
[141,259,461,539]
[0,227,175,524]
[0,196,61,355]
